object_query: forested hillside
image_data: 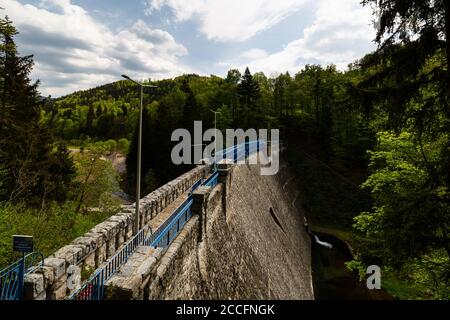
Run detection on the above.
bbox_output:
[1,0,449,300]
[48,66,375,195]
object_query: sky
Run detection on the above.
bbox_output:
[1,0,378,97]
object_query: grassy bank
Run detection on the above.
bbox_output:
[0,201,116,267]
[0,145,124,268]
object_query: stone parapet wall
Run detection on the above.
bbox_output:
[104,215,200,300]
[24,165,209,300]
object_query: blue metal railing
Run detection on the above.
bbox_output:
[202,171,219,188]
[147,198,194,248]
[0,252,44,300]
[146,140,265,250]
[147,140,267,250]
[69,140,267,300]
[1,260,24,301]
[189,178,203,195]
[218,140,264,164]
[68,227,147,300]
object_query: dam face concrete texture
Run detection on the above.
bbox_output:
[226,160,313,299]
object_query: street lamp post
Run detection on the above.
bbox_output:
[122,75,157,235]
[210,109,221,169]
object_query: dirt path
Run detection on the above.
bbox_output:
[104,152,127,175]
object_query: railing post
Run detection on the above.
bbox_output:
[245,142,249,161]
[18,254,25,300]
[218,159,234,219]
[192,186,212,243]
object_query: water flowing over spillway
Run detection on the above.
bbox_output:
[314,235,333,249]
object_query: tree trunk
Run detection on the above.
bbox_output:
[0,38,9,136]
[445,1,450,82]
[75,159,95,214]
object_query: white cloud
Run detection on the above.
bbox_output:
[242,0,377,74]
[241,48,269,60]
[146,0,310,42]
[1,0,190,96]
[1,0,379,96]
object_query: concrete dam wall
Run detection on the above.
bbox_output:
[105,157,313,300]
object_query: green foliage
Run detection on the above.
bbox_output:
[216,104,233,133]
[143,169,158,195]
[381,276,428,300]
[0,16,75,206]
[88,139,117,153]
[287,143,372,228]
[225,69,241,84]
[350,132,450,298]
[348,0,450,299]
[72,151,121,213]
[237,67,261,128]
[0,201,113,267]
[345,260,367,282]
[383,249,450,300]
[117,138,130,154]
[283,64,376,229]
[126,106,164,194]
[52,67,358,198]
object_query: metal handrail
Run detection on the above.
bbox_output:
[147,140,266,249]
[216,140,262,162]
[68,227,148,300]
[202,171,219,187]
[189,178,203,195]
[147,197,194,248]
[0,251,44,300]
[0,252,44,276]
[219,140,265,163]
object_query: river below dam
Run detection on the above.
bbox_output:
[311,233,394,300]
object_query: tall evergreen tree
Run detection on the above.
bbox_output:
[95,104,102,117]
[85,104,95,136]
[0,16,75,206]
[181,79,199,131]
[126,107,154,195]
[225,69,241,125]
[121,104,128,116]
[225,69,241,85]
[237,67,261,128]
